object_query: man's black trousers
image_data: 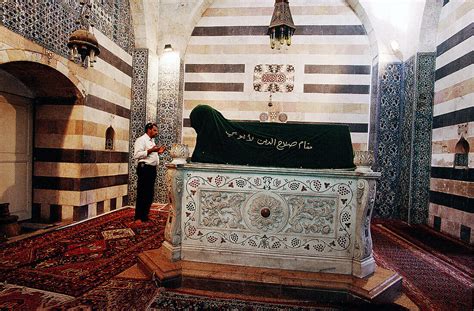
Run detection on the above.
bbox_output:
[135,163,157,221]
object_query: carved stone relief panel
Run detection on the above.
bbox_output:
[199,191,247,229]
[182,171,356,258]
[283,194,338,237]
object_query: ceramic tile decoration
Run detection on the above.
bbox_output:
[399,55,416,221]
[373,54,435,223]
[368,62,379,151]
[410,53,435,224]
[253,64,295,93]
[373,62,403,219]
[155,57,184,203]
[1,0,134,59]
[128,48,149,204]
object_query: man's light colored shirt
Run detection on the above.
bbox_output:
[134,133,159,166]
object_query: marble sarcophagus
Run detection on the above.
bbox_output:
[157,105,380,280]
[163,161,379,278]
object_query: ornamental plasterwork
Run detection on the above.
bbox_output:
[182,172,356,257]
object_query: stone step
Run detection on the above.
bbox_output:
[137,246,402,304]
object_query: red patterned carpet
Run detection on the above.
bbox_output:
[1,209,472,310]
[149,289,341,311]
[0,207,167,297]
[372,220,473,311]
[50,277,159,310]
[376,220,473,277]
[0,284,74,310]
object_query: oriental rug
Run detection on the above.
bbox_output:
[48,277,158,311]
[371,222,473,311]
[0,283,74,310]
[148,289,340,311]
[0,207,167,297]
[374,219,473,277]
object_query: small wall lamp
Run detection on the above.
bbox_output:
[164,44,173,52]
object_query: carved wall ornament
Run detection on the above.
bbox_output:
[253,64,295,93]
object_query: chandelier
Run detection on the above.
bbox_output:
[268,0,296,49]
[67,0,100,68]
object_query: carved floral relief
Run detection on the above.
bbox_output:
[285,196,337,236]
[182,173,356,256]
[200,191,247,229]
[246,193,287,232]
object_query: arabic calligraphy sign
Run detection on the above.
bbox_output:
[225,131,313,151]
[190,105,355,169]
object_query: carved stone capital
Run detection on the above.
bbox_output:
[170,143,189,164]
[354,151,374,173]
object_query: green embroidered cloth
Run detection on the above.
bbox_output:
[190,105,355,169]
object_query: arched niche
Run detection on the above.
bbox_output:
[0,60,83,221]
[454,136,470,168]
[105,126,115,150]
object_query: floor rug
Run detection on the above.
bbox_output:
[0,208,167,297]
[372,223,473,311]
[148,289,341,311]
[373,219,473,277]
[0,283,74,310]
[47,277,158,311]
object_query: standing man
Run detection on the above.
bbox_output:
[133,122,165,222]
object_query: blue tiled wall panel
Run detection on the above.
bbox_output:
[373,63,404,219]
[410,53,436,224]
[399,56,416,221]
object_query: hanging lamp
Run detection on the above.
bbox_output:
[268,0,296,49]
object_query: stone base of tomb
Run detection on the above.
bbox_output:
[138,247,402,304]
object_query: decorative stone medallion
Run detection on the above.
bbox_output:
[243,192,289,233]
[253,64,295,93]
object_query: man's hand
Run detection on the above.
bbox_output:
[148,145,161,154]
[158,146,166,154]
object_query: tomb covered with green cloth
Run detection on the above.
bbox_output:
[190,105,355,169]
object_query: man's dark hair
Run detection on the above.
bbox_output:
[144,122,158,132]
